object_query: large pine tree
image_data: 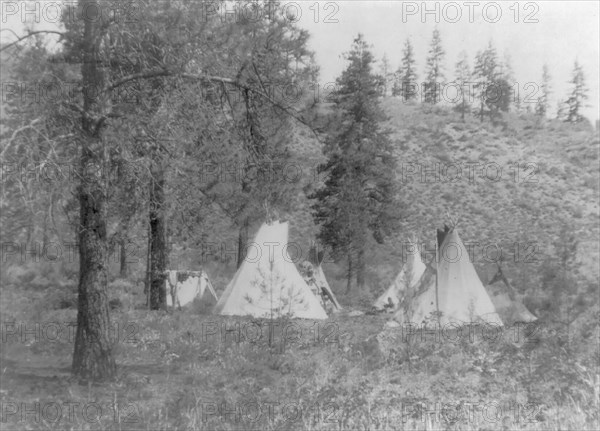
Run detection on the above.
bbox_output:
[473,41,510,121]
[565,60,589,123]
[423,28,445,104]
[454,50,472,120]
[311,34,398,293]
[393,38,418,101]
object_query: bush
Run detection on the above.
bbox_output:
[190,295,216,315]
[109,279,140,310]
[41,283,77,310]
[2,264,37,285]
[109,298,123,310]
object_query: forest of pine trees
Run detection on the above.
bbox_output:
[1,0,320,380]
[381,29,590,123]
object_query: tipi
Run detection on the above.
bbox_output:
[214,221,328,319]
[396,226,503,326]
[486,265,537,324]
[374,242,426,311]
[307,243,342,312]
[165,270,218,308]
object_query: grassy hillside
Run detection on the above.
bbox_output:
[258,99,600,309]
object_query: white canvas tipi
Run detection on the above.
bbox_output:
[374,244,426,311]
[165,270,218,308]
[214,221,328,319]
[396,228,503,326]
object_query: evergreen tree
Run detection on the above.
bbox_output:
[391,69,402,97]
[423,28,445,104]
[473,41,510,121]
[500,52,517,111]
[500,53,515,82]
[394,38,418,101]
[556,100,567,121]
[565,60,589,123]
[473,42,498,120]
[311,34,398,293]
[379,53,393,96]
[453,50,472,120]
[536,64,552,117]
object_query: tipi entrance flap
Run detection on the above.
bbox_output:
[314,264,342,311]
[306,242,342,312]
[203,273,219,302]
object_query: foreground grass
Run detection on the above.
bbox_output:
[1,281,598,431]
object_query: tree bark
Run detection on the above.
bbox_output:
[42,203,49,245]
[71,0,116,382]
[148,158,168,310]
[237,216,249,269]
[72,146,117,381]
[479,92,485,122]
[119,236,127,278]
[356,245,366,290]
[346,253,354,294]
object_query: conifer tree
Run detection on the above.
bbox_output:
[379,53,393,97]
[500,52,517,111]
[473,41,510,121]
[536,64,552,117]
[454,50,472,120]
[423,29,445,104]
[565,60,589,123]
[311,34,398,293]
[393,39,418,101]
[556,100,567,121]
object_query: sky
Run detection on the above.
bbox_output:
[297,1,600,123]
[1,0,599,123]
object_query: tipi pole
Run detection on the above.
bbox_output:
[145,199,151,309]
[435,229,441,326]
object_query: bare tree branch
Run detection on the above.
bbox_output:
[104,70,172,93]
[0,118,42,158]
[0,30,65,53]
[105,69,322,142]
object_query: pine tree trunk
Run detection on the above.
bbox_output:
[356,246,366,290]
[71,0,116,382]
[119,236,127,278]
[237,217,249,269]
[479,89,486,121]
[149,160,168,310]
[42,207,49,245]
[72,146,117,381]
[346,254,354,294]
[26,214,32,244]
